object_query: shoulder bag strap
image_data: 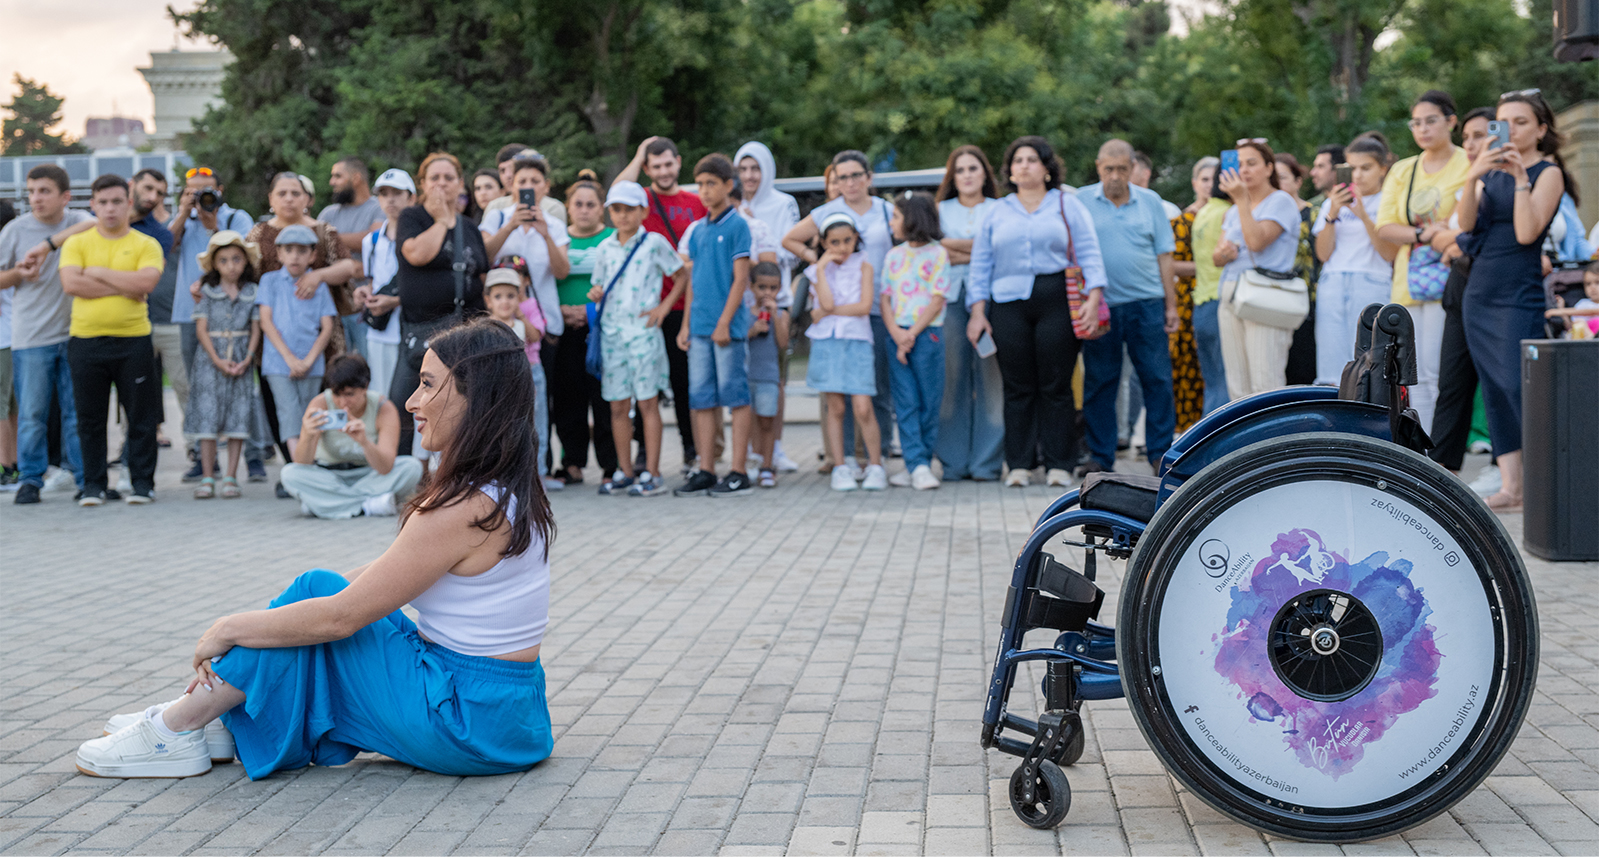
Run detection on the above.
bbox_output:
[594,235,648,322]
[1057,189,1077,266]
[650,190,680,245]
[450,216,466,318]
[1404,159,1419,227]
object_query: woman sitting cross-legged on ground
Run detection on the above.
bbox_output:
[76,318,556,780]
[280,352,423,519]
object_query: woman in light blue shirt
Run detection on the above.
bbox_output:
[934,145,1004,481]
[966,136,1107,487]
[1212,141,1303,398]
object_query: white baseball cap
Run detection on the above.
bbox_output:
[485,268,522,289]
[373,168,416,194]
[605,181,648,208]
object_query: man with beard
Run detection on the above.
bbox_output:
[128,170,183,453]
[318,158,386,358]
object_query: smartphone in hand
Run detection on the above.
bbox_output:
[975,330,997,359]
[1334,164,1353,186]
[324,408,349,431]
[1219,149,1240,175]
[519,188,538,208]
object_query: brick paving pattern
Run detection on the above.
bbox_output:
[1,418,1595,856]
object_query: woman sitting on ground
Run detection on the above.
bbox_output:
[76,319,556,780]
[280,352,424,519]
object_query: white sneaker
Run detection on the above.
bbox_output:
[772,443,799,473]
[43,468,77,493]
[747,448,764,469]
[861,464,888,491]
[888,470,912,488]
[103,701,235,762]
[911,464,941,491]
[116,472,134,496]
[830,465,858,492]
[844,456,865,481]
[1005,468,1032,488]
[1468,439,1492,454]
[1046,468,1074,488]
[361,492,397,517]
[1468,465,1501,497]
[77,715,211,778]
[541,476,565,492]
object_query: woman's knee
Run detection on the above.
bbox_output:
[270,569,351,608]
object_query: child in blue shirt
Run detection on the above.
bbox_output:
[257,224,337,450]
[673,154,754,498]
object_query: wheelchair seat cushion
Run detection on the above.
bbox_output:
[1080,472,1160,523]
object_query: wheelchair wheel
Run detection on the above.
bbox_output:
[1053,711,1086,767]
[1116,432,1538,843]
[1010,760,1072,829]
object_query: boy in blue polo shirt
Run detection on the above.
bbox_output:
[673,154,753,498]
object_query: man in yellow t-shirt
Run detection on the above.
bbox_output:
[59,174,164,505]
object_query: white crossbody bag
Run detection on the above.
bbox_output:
[1230,266,1309,330]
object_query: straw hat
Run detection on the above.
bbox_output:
[197,230,262,274]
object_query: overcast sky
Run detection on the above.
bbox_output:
[1,0,211,140]
[5,0,1224,146]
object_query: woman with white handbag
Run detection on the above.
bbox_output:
[1213,140,1306,398]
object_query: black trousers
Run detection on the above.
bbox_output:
[1429,298,1478,471]
[989,274,1082,472]
[550,321,617,474]
[68,335,161,495]
[660,309,694,460]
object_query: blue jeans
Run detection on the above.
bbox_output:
[843,315,898,456]
[1082,298,1176,469]
[1314,271,1392,385]
[936,298,1005,479]
[885,327,946,470]
[341,313,368,362]
[12,342,82,488]
[687,336,750,410]
[1191,300,1229,416]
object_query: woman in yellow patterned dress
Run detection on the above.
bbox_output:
[1167,157,1218,433]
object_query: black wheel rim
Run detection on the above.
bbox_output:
[1269,590,1383,702]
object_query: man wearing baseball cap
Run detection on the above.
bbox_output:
[350,168,416,398]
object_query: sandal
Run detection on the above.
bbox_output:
[193,477,215,499]
[1484,491,1522,513]
[219,477,241,499]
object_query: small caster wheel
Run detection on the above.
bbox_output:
[1009,759,1071,829]
[1052,712,1086,767]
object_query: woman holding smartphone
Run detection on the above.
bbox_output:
[1311,135,1396,384]
[483,155,570,355]
[1452,90,1570,512]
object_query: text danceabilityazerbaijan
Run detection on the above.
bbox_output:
[1193,717,1299,794]
[1369,499,1446,553]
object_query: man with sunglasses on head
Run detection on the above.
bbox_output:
[167,166,261,481]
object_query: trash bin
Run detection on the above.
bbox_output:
[1521,339,1599,561]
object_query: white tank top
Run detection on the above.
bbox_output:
[410,484,550,656]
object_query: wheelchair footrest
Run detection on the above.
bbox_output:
[1004,553,1104,633]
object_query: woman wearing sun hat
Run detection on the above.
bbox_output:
[185,231,264,499]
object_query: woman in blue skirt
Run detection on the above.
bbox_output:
[77,318,556,779]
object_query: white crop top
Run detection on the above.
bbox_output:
[409,484,550,656]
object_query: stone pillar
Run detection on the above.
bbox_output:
[1558,101,1598,232]
[137,50,231,152]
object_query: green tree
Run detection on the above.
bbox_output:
[2,75,88,156]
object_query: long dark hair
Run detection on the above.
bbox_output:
[405,318,552,559]
[1000,136,1065,193]
[936,145,998,202]
[1498,91,1578,205]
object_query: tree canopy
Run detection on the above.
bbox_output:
[173,0,1597,208]
[2,75,88,157]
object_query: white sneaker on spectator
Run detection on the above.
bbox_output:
[912,464,941,491]
[746,448,764,469]
[1468,465,1501,497]
[1005,468,1032,488]
[830,465,858,492]
[844,456,865,481]
[1046,468,1074,488]
[362,492,397,517]
[116,471,134,496]
[103,701,235,762]
[888,470,912,488]
[77,716,210,778]
[772,442,799,473]
[861,464,888,491]
[44,468,76,493]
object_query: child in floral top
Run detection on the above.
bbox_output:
[879,192,950,490]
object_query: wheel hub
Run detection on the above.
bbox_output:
[1269,590,1383,702]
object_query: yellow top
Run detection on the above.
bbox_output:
[1191,197,1233,306]
[60,228,164,338]
[1376,148,1470,306]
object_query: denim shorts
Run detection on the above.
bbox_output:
[687,336,751,410]
[805,337,876,396]
[749,381,779,418]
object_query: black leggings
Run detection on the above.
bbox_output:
[551,321,617,474]
[1429,293,1478,471]
[661,310,694,459]
[988,273,1082,472]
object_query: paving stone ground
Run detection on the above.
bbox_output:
[1,402,1595,856]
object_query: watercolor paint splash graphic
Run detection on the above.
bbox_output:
[1212,528,1441,779]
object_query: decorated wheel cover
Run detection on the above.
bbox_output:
[1117,433,1538,842]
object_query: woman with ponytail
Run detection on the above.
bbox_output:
[1453,89,1568,512]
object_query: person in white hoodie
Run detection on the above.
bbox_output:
[734,141,803,472]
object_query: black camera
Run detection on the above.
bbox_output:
[196,188,222,213]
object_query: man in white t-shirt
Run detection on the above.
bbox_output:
[482,147,567,225]
[350,169,415,398]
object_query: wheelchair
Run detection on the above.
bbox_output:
[981,304,1539,842]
